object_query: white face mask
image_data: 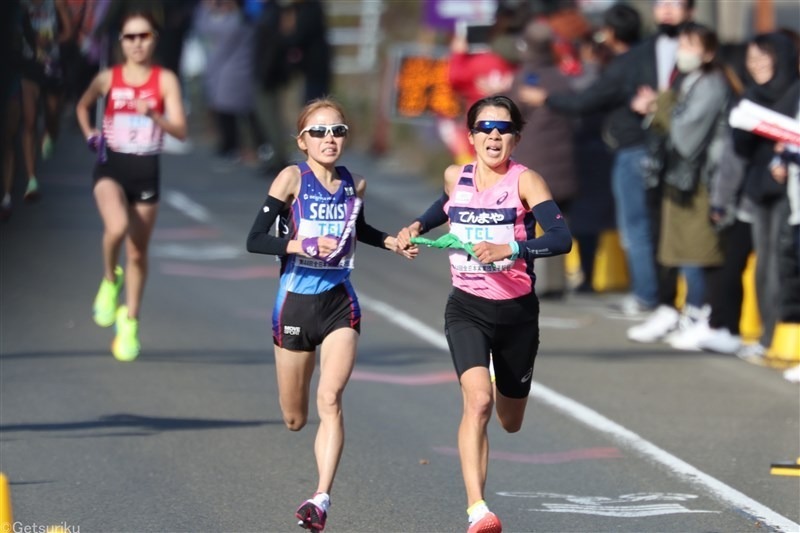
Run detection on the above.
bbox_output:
[676,50,703,73]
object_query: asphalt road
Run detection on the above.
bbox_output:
[1,125,798,533]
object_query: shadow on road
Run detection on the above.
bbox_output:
[0,413,281,436]
[0,349,274,366]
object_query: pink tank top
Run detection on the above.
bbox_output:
[103,66,165,155]
[443,160,537,300]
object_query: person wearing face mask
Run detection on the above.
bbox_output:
[732,31,800,359]
[622,0,701,344]
[630,23,739,350]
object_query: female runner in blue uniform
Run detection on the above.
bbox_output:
[246,97,416,531]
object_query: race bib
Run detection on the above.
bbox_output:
[449,222,515,272]
[109,114,161,154]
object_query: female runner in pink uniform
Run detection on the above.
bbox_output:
[398,95,572,533]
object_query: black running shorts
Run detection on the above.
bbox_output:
[445,287,540,399]
[273,283,361,351]
[93,149,160,204]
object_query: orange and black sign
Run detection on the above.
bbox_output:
[388,45,462,121]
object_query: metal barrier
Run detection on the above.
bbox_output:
[325,0,384,74]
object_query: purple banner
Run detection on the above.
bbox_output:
[424,0,498,30]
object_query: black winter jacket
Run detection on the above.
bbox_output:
[545,49,645,150]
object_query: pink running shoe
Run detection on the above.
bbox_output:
[468,511,502,533]
[295,499,327,531]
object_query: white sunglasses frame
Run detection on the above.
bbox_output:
[299,124,349,138]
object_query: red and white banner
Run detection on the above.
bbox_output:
[729,99,800,146]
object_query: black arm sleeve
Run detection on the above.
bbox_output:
[356,206,389,249]
[413,192,450,234]
[246,195,290,256]
[517,200,573,260]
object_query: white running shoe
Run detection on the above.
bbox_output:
[627,305,680,343]
[736,342,767,360]
[783,365,800,383]
[668,318,711,351]
[697,327,742,355]
[663,305,709,346]
[611,295,656,318]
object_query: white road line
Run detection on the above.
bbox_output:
[358,293,800,533]
[359,294,449,351]
[164,189,211,223]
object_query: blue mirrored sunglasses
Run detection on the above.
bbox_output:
[300,124,349,138]
[471,120,516,135]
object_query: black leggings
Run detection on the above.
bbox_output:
[706,220,752,333]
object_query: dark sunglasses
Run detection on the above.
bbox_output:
[300,124,349,138]
[471,120,517,135]
[120,31,155,42]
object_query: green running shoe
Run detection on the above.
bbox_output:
[42,134,54,160]
[23,177,40,203]
[93,266,123,327]
[112,305,140,362]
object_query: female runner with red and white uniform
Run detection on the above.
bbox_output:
[397,95,572,533]
[76,11,186,361]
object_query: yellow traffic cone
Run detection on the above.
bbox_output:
[768,322,800,364]
[592,230,630,293]
[770,458,800,476]
[0,472,13,529]
[565,239,583,288]
[674,273,687,310]
[740,253,763,342]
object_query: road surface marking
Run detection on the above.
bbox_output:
[164,189,212,222]
[497,492,717,518]
[159,263,279,280]
[351,370,457,385]
[151,243,243,261]
[434,446,622,464]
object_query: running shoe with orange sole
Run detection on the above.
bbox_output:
[468,511,502,533]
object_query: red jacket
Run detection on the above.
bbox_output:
[448,51,517,107]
